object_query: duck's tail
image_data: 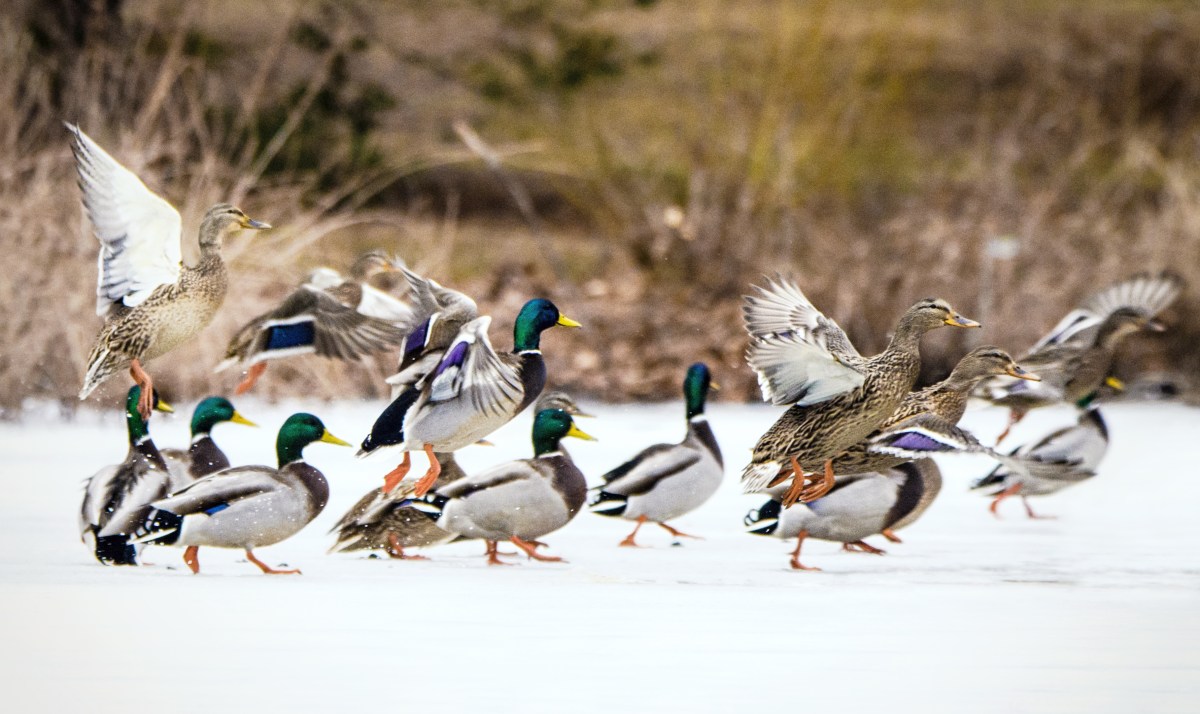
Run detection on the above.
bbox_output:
[92,531,138,565]
[743,499,783,536]
[131,509,183,546]
[79,345,125,400]
[587,489,627,517]
[740,460,784,495]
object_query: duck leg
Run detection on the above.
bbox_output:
[485,541,515,566]
[995,409,1026,445]
[780,458,811,508]
[381,452,412,494]
[183,545,201,574]
[989,483,1022,517]
[412,444,442,497]
[1021,496,1056,520]
[799,460,836,502]
[234,362,268,395]
[880,528,903,543]
[129,359,154,420]
[619,516,647,547]
[789,530,821,571]
[846,540,886,555]
[244,549,301,575]
[658,522,703,540]
[386,533,429,560]
[511,536,564,563]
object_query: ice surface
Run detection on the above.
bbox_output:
[2,399,1198,712]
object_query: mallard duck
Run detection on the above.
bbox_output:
[359,298,580,497]
[407,408,595,565]
[979,272,1182,442]
[69,124,270,419]
[217,252,412,394]
[79,386,173,565]
[744,462,926,571]
[829,346,1038,478]
[329,391,590,560]
[740,277,979,505]
[132,413,350,574]
[589,363,723,546]
[160,396,256,491]
[971,395,1109,518]
[384,267,479,398]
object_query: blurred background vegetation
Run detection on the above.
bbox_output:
[3,0,1198,415]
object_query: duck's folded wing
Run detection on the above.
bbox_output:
[866,414,994,459]
[150,467,282,516]
[426,316,523,417]
[743,277,865,406]
[599,445,702,496]
[436,461,533,500]
[218,286,406,368]
[67,124,182,316]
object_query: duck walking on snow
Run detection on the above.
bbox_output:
[589,363,723,547]
[133,414,350,574]
[80,386,174,565]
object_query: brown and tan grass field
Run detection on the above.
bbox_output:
[3,0,1199,414]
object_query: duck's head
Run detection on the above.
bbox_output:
[744,499,783,536]
[513,298,581,352]
[900,298,981,334]
[534,391,593,418]
[125,386,173,443]
[350,250,402,281]
[683,362,718,419]
[532,408,596,456]
[276,413,351,467]
[198,204,270,250]
[190,396,256,437]
[1096,307,1162,347]
[952,346,1039,384]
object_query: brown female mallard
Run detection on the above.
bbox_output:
[740,278,979,506]
[69,125,269,418]
[978,272,1182,442]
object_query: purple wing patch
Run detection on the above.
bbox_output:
[888,431,946,452]
[403,318,431,361]
[433,340,469,379]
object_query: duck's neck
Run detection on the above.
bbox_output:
[885,317,926,355]
[533,435,563,457]
[276,440,308,468]
[125,400,150,447]
[515,353,547,413]
[687,416,723,467]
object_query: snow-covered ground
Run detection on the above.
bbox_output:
[2,398,1198,713]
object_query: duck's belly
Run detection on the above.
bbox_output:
[178,492,312,549]
[622,456,723,523]
[404,402,511,451]
[142,296,222,361]
[777,475,897,542]
[439,489,570,542]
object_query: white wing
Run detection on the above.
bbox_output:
[743,277,866,406]
[67,124,182,316]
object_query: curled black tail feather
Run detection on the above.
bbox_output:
[94,533,138,565]
[134,509,183,546]
[587,490,628,517]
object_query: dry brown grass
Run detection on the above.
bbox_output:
[2,0,1199,416]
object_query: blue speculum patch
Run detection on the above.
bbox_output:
[266,322,316,350]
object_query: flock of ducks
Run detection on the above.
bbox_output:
[70,124,1185,574]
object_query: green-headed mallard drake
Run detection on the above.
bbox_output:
[217,252,412,394]
[740,277,979,505]
[384,267,479,398]
[69,124,270,419]
[132,413,349,574]
[160,396,256,491]
[978,272,1182,442]
[79,386,173,565]
[971,394,1110,519]
[359,298,580,498]
[589,363,723,546]
[407,408,595,565]
[329,391,590,560]
[744,462,926,571]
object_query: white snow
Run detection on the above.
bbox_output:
[2,398,1198,713]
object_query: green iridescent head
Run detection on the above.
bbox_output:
[513,298,581,352]
[683,363,716,419]
[275,413,350,466]
[531,408,596,456]
[124,386,172,444]
[190,396,256,437]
